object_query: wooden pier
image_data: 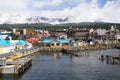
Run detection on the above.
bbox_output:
[0,47,40,75]
[99,55,120,65]
[0,58,32,75]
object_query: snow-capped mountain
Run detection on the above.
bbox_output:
[25,16,78,24]
[0,13,105,25]
[0,13,79,25]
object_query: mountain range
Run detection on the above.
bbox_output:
[0,13,103,25]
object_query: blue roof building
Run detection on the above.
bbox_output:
[16,40,29,45]
[42,39,54,43]
[0,40,12,46]
[42,39,71,46]
[57,39,71,43]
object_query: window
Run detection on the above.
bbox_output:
[57,43,59,46]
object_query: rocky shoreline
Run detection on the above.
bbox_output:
[38,44,116,53]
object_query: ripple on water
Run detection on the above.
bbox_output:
[0,49,120,80]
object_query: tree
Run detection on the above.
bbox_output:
[74,38,80,41]
[118,39,120,42]
[66,26,76,38]
[5,36,10,40]
[11,32,19,40]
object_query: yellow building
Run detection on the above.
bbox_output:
[89,28,94,34]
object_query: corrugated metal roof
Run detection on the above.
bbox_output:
[42,39,53,43]
[16,40,29,45]
[42,39,70,43]
[0,40,12,46]
[57,39,70,43]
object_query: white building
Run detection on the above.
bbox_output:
[96,28,106,35]
[0,31,12,40]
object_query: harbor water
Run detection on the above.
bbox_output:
[0,49,120,80]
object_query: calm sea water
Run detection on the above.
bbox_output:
[0,49,120,80]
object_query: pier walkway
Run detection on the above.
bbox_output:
[0,47,40,60]
[0,47,40,75]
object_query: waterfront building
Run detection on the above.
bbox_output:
[0,31,12,40]
[15,40,31,50]
[0,40,32,54]
[71,41,87,47]
[42,39,71,46]
[0,40,14,54]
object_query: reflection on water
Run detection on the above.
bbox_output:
[0,75,18,80]
[0,49,120,80]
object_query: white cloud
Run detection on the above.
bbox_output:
[34,0,120,23]
[0,0,120,23]
[0,0,28,10]
[35,0,100,21]
[100,0,120,23]
[0,0,29,15]
[33,0,63,8]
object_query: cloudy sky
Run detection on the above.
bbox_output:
[0,0,120,23]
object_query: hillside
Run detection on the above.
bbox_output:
[0,22,120,30]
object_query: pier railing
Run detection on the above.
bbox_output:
[0,47,40,60]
